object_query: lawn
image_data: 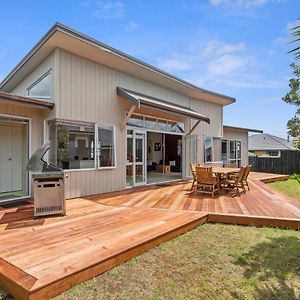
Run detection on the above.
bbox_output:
[268,174,300,200]
[1,224,299,300]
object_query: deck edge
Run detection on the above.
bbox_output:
[28,214,208,299]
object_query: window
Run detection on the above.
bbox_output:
[49,120,95,170]
[48,120,116,170]
[222,139,242,166]
[97,124,116,167]
[221,140,227,161]
[266,151,279,157]
[27,71,51,99]
[128,114,185,133]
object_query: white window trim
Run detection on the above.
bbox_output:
[46,118,117,171]
[96,123,117,170]
[126,112,185,135]
[222,138,242,163]
[27,69,52,99]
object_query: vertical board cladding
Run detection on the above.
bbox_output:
[190,98,223,163]
[56,49,225,198]
[223,128,249,166]
[56,49,205,198]
[0,101,46,197]
[0,102,44,152]
[11,52,55,98]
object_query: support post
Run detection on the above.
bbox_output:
[120,105,136,131]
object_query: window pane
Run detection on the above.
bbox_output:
[98,125,115,167]
[145,117,156,129]
[237,141,242,159]
[127,115,144,127]
[156,119,167,131]
[221,140,227,161]
[28,72,51,98]
[229,140,236,159]
[49,121,95,170]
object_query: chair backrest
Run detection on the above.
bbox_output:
[237,166,247,183]
[195,166,214,182]
[190,163,196,179]
[224,162,238,168]
[243,165,252,181]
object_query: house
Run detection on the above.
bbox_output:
[0,23,256,202]
[249,133,298,157]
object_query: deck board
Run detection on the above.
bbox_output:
[0,172,299,299]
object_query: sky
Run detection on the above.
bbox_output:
[0,0,299,138]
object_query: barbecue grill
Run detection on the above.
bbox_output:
[27,142,66,217]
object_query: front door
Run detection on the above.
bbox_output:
[0,124,23,193]
[126,129,146,187]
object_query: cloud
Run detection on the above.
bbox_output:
[156,38,287,92]
[125,21,139,32]
[206,54,248,77]
[210,0,285,9]
[203,40,245,56]
[89,1,124,19]
[158,57,192,71]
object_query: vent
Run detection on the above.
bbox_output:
[36,206,63,213]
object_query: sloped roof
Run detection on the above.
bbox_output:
[249,133,297,151]
[0,23,235,106]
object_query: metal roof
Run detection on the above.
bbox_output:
[249,133,297,151]
[0,23,235,106]
[117,87,210,123]
[223,125,263,133]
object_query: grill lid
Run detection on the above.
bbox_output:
[26,142,62,172]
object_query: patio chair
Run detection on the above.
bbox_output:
[222,166,246,196]
[190,163,197,191]
[195,166,219,197]
[242,164,252,191]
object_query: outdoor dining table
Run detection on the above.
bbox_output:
[212,167,240,190]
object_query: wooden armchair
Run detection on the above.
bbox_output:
[242,164,252,191]
[190,163,197,191]
[222,166,246,196]
[195,166,219,197]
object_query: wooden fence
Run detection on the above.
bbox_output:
[249,150,300,175]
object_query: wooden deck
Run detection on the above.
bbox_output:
[90,172,300,228]
[0,172,299,299]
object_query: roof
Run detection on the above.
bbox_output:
[117,87,210,123]
[223,125,263,133]
[249,133,298,151]
[0,23,235,106]
[0,91,54,109]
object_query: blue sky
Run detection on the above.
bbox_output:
[0,0,299,138]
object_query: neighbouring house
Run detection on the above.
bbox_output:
[249,133,298,157]
[0,23,258,202]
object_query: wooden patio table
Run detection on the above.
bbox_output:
[212,167,240,191]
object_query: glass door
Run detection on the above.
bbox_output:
[126,129,146,187]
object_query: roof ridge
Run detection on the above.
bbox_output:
[268,134,293,150]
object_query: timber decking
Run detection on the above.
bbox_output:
[90,173,300,226]
[0,201,207,300]
[0,172,299,299]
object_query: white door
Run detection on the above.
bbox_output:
[183,134,198,178]
[0,124,23,193]
[126,129,146,187]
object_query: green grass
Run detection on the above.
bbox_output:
[268,174,300,200]
[1,224,299,300]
